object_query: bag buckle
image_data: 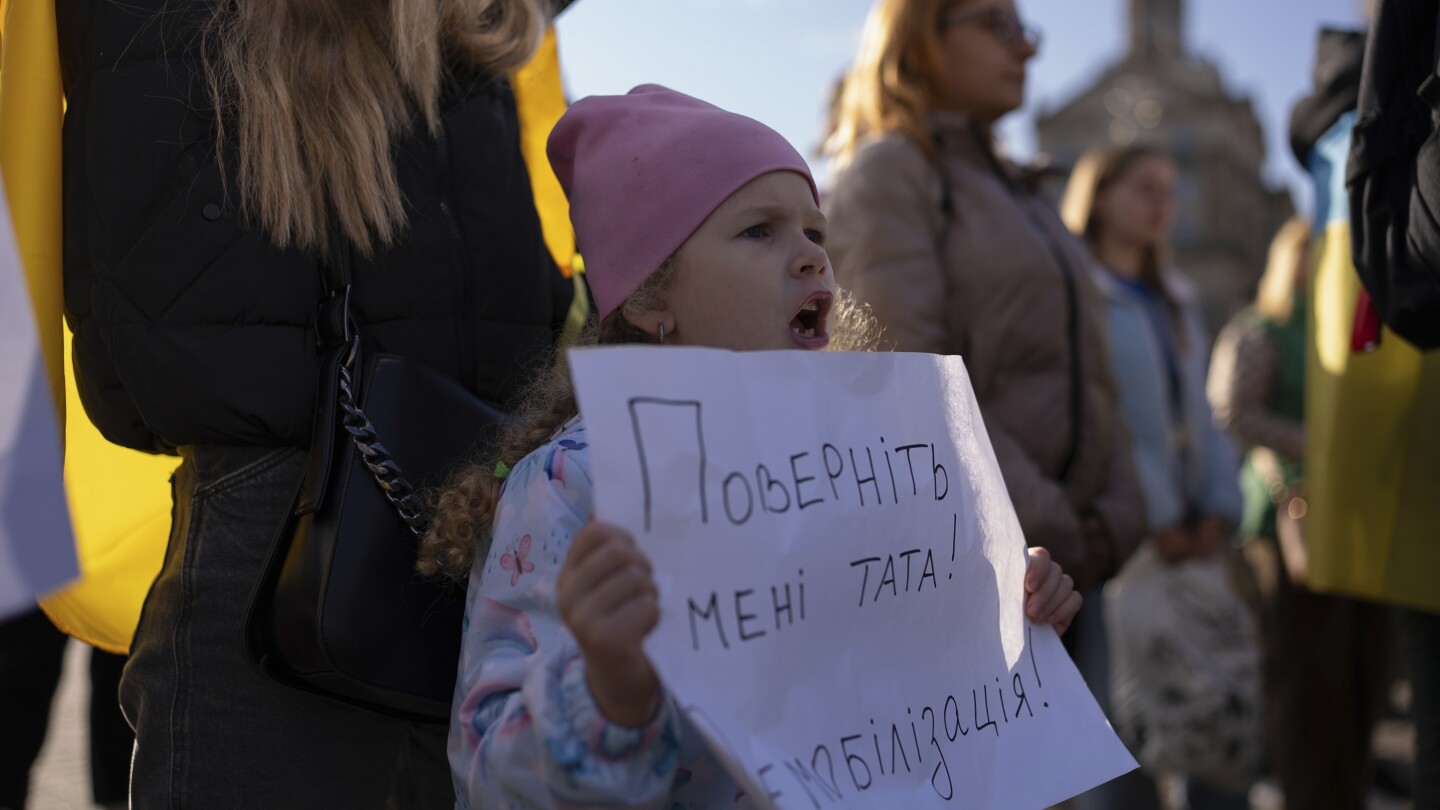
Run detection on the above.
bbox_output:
[316,284,354,351]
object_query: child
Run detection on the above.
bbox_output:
[417,85,1082,809]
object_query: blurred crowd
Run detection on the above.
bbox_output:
[1,0,1436,808]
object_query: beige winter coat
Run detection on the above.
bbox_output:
[824,114,1145,587]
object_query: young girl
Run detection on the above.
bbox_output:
[1060,146,1242,569]
[418,85,1083,809]
[1061,145,1248,810]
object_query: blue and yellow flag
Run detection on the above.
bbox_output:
[1306,112,1440,615]
[0,4,583,652]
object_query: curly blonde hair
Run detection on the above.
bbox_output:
[417,272,882,580]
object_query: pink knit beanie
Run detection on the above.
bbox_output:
[548,84,818,320]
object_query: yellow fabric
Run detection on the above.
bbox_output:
[1306,220,1440,614]
[1,15,583,652]
[45,334,178,654]
[513,26,589,344]
[514,27,574,277]
[1,0,64,416]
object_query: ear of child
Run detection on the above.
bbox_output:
[620,299,671,346]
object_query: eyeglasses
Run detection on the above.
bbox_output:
[939,7,1042,51]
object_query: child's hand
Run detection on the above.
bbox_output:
[556,521,662,727]
[1024,547,1081,635]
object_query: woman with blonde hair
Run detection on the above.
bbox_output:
[824,0,1145,595]
[1209,217,1310,557]
[58,0,571,805]
[1061,145,1242,568]
[1064,144,1250,810]
[1208,216,1392,810]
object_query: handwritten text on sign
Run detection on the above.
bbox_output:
[571,348,1135,809]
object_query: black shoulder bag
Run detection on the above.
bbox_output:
[244,238,509,721]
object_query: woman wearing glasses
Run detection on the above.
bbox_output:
[824,0,1144,611]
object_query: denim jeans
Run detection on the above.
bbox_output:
[120,446,453,809]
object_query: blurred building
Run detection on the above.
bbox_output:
[1035,0,1295,333]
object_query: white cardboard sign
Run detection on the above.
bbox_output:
[570,346,1137,809]
[0,180,79,620]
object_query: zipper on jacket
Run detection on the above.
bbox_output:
[432,124,476,391]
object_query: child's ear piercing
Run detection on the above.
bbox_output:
[657,322,666,345]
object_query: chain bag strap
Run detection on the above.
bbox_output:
[245,222,508,721]
[334,322,427,536]
[314,227,427,537]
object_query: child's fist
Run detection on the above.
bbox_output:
[1024,547,1081,635]
[557,521,662,726]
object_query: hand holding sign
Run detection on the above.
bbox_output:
[571,346,1136,809]
[556,521,663,727]
[1022,548,1080,634]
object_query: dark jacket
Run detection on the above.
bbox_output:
[58,0,570,454]
[1289,28,1367,166]
[1347,0,1440,349]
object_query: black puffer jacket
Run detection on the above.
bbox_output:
[1347,0,1440,350]
[58,0,570,454]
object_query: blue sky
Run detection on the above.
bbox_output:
[556,0,1368,215]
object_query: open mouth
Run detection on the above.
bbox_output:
[789,292,832,348]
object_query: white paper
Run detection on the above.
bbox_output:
[0,180,78,620]
[571,346,1136,809]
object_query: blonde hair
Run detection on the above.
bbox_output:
[203,0,545,258]
[1255,217,1312,323]
[822,0,964,169]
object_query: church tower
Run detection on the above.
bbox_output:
[1130,0,1184,59]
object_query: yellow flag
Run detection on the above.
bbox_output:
[1,12,582,652]
[43,332,180,654]
[1,0,64,414]
[1307,218,1440,614]
[514,26,589,343]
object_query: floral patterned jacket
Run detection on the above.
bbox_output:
[450,418,753,809]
